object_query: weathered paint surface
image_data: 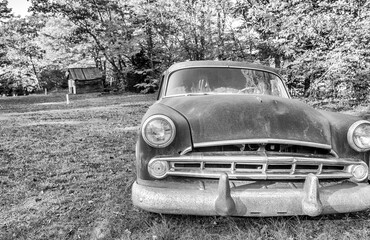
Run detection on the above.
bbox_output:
[161,94,332,145]
[137,103,192,180]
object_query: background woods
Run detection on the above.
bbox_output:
[0,0,369,103]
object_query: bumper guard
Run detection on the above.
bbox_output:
[132,173,370,217]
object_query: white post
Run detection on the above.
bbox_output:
[45,88,47,95]
[66,94,70,104]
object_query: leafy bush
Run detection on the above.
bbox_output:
[134,77,159,94]
[39,67,67,90]
[126,69,153,92]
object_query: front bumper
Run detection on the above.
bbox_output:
[132,174,370,217]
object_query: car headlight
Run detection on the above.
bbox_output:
[142,115,176,148]
[347,120,370,152]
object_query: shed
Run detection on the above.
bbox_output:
[67,67,104,94]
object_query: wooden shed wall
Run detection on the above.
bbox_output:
[74,79,104,94]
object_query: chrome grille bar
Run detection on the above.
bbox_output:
[180,139,339,157]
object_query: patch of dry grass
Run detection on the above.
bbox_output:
[1,92,370,240]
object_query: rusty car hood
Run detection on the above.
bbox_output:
[159,94,332,145]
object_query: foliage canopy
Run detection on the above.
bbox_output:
[0,0,369,103]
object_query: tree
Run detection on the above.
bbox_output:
[30,0,145,89]
[0,0,12,66]
[233,0,370,102]
[0,1,37,95]
[141,0,236,63]
[0,0,12,22]
[1,15,47,91]
[1,0,365,103]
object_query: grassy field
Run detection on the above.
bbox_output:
[1,92,370,240]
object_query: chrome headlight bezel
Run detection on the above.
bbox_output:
[349,163,369,182]
[141,115,176,148]
[347,120,370,152]
[148,159,169,179]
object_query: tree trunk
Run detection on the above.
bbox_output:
[274,55,281,68]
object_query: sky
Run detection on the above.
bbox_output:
[7,0,32,17]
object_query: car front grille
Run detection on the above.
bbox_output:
[172,160,345,174]
[149,147,366,180]
[148,140,367,180]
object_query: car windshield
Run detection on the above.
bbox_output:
[165,67,289,98]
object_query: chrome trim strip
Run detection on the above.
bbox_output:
[154,155,358,165]
[330,150,339,158]
[164,172,353,180]
[193,139,332,150]
[180,146,193,155]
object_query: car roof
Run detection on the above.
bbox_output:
[167,61,280,74]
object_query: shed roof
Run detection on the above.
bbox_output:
[68,67,103,81]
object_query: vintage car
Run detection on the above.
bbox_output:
[132,61,370,217]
